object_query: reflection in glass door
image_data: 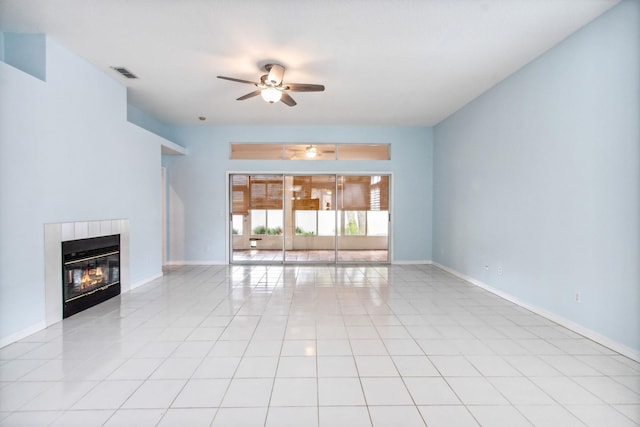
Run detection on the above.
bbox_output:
[230,173,390,264]
[284,175,336,263]
[230,174,284,263]
[337,175,389,262]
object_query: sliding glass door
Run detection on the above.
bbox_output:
[230,174,284,263]
[336,175,390,262]
[284,175,336,263]
[230,173,389,264]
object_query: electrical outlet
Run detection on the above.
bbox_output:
[497,266,503,276]
[575,292,581,303]
[484,265,489,271]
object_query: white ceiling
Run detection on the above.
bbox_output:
[0,0,619,127]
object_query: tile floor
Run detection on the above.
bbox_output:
[0,264,638,426]
[231,250,389,263]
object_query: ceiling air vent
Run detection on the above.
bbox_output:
[111,66,138,79]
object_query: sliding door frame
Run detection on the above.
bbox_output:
[226,171,394,264]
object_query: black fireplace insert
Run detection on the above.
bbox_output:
[62,234,120,318]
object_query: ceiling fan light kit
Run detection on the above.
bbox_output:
[217,63,325,107]
[305,145,318,158]
[261,87,283,103]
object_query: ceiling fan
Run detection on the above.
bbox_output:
[217,64,325,107]
[286,144,336,159]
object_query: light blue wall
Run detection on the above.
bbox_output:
[2,32,46,81]
[0,37,165,343]
[128,104,178,143]
[165,126,433,263]
[433,0,639,353]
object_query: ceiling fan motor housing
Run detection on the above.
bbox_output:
[265,63,285,86]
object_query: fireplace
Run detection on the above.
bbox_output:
[62,234,121,318]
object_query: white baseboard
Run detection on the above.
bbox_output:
[432,262,640,362]
[0,321,47,349]
[130,271,164,290]
[392,260,433,265]
[165,260,227,266]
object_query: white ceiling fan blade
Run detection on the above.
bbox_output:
[285,83,325,92]
[280,92,297,107]
[217,76,258,85]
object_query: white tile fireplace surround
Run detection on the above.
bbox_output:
[44,219,130,326]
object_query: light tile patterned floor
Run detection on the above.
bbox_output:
[0,265,638,426]
[232,250,389,263]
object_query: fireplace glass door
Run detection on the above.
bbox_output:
[62,234,121,318]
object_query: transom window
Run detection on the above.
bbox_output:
[230,143,390,160]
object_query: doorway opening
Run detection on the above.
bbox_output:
[229,173,390,264]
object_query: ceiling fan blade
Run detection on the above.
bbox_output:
[266,64,285,86]
[285,83,325,92]
[280,92,297,107]
[237,90,262,101]
[217,76,258,85]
